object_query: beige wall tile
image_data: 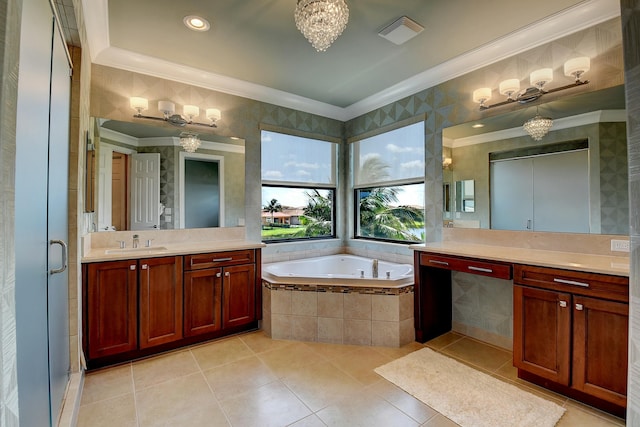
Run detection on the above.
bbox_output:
[371,321,399,347]
[399,292,413,321]
[271,289,292,314]
[372,295,399,321]
[318,292,344,318]
[344,293,372,320]
[292,315,318,342]
[344,319,372,346]
[292,291,317,316]
[318,317,343,344]
[271,314,293,340]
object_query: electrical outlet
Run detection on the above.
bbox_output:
[611,239,630,252]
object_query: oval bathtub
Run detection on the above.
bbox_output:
[262,254,413,288]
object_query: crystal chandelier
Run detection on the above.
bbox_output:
[179,133,201,153]
[294,0,349,52]
[523,109,553,141]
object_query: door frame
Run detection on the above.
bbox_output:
[178,151,225,228]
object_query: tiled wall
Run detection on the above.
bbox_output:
[0,0,21,424]
[621,0,640,422]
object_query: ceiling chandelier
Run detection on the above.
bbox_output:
[523,107,553,141]
[179,133,201,153]
[294,0,349,52]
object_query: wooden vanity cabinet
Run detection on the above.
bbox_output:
[513,264,628,413]
[183,250,258,337]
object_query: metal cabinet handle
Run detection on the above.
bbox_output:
[141,264,148,270]
[225,272,230,277]
[553,278,589,288]
[130,265,136,270]
[49,239,68,274]
[575,304,584,311]
[468,266,493,273]
[216,272,222,278]
[559,300,567,308]
[213,257,233,262]
[428,260,449,266]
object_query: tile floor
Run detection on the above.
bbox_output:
[76,331,625,426]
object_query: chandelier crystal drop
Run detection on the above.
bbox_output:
[523,114,553,141]
[179,134,201,153]
[294,0,349,52]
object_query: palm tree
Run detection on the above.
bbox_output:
[298,190,333,237]
[263,198,282,225]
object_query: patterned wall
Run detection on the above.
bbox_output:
[600,122,630,234]
[621,0,640,422]
[0,0,21,424]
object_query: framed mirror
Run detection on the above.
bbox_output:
[442,85,628,235]
[86,117,245,232]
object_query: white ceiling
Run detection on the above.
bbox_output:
[82,0,620,121]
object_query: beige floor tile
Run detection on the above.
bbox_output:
[563,399,625,426]
[421,413,460,427]
[190,336,254,370]
[330,346,393,386]
[257,341,327,377]
[132,350,199,390]
[76,393,137,427]
[368,379,438,424]
[316,387,420,427]
[202,355,278,401]
[218,380,312,427]
[374,341,424,359]
[558,404,623,427]
[439,336,511,372]
[80,364,133,405]
[239,330,293,354]
[302,340,360,360]
[282,360,365,411]
[288,414,327,427]
[423,332,463,350]
[135,372,228,427]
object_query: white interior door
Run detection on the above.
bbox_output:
[131,153,161,230]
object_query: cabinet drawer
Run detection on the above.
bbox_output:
[513,264,628,303]
[419,253,512,280]
[185,250,255,270]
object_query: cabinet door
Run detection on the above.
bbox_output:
[184,268,223,337]
[572,296,628,407]
[139,256,183,349]
[87,261,138,359]
[513,285,571,385]
[223,264,256,328]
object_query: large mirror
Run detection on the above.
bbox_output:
[442,85,628,235]
[87,117,245,232]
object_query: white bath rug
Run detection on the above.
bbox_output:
[374,347,565,427]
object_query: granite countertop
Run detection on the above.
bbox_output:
[82,240,266,263]
[410,242,629,277]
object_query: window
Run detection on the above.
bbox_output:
[352,122,425,242]
[261,130,337,242]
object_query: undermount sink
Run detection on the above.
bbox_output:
[105,246,168,254]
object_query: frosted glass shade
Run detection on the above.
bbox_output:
[206,108,221,122]
[472,87,491,104]
[564,57,590,78]
[530,68,553,88]
[183,105,200,119]
[158,101,175,116]
[130,97,148,112]
[499,79,520,98]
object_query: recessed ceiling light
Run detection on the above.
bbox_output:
[183,15,210,32]
[471,123,485,128]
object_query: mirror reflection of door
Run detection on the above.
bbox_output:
[184,159,220,228]
[111,152,128,231]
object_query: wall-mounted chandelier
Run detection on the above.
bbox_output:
[294,0,349,52]
[472,57,590,110]
[179,132,201,153]
[130,97,221,128]
[522,107,553,141]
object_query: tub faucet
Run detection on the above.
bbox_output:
[132,234,139,248]
[372,259,378,278]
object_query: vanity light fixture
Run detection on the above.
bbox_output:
[130,97,221,128]
[472,57,590,110]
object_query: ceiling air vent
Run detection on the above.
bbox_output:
[378,16,424,45]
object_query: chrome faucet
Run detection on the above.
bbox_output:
[132,234,139,248]
[372,259,378,278]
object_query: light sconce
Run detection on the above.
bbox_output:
[442,157,453,169]
[472,57,590,110]
[130,97,221,128]
[179,132,201,153]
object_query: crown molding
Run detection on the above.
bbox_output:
[83,0,620,122]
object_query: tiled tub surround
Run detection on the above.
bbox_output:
[262,282,414,347]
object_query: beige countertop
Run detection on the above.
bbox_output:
[410,242,629,277]
[82,240,266,263]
